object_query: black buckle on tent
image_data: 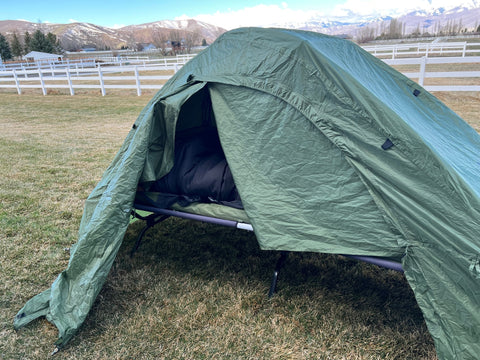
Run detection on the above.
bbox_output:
[413,89,421,97]
[381,138,394,150]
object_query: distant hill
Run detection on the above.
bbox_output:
[0,19,227,51]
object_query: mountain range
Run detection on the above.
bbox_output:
[1,3,480,51]
[0,19,227,51]
[289,2,480,39]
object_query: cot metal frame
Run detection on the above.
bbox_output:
[131,202,403,297]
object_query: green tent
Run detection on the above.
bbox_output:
[14,28,480,359]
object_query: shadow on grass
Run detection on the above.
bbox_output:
[118,217,423,326]
[67,217,433,359]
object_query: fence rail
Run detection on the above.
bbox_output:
[0,54,195,73]
[362,42,480,59]
[384,56,480,92]
[0,53,479,96]
[0,65,175,96]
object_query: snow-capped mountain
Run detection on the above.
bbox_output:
[0,19,226,51]
[270,1,480,39]
[119,19,225,47]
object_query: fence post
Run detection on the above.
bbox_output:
[13,69,22,95]
[462,42,466,57]
[134,65,142,96]
[38,68,47,96]
[98,66,106,96]
[66,67,74,96]
[419,56,426,87]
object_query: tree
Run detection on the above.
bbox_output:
[356,26,376,43]
[46,32,62,53]
[10,32,23,58]
[183,29,200,53]
[169,29,183,54]
[28,30,62,53]
[388,18,404,39]
[24,31,32,53]
[29,30,49,52]
[0,33,12,61]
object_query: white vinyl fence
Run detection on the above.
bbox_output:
[385,56,480,92]
[0,53,479,95]
[0,64,176,96]
[362,42,480,59]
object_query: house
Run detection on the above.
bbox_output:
[22,51,63,62]
[142,43,157,51]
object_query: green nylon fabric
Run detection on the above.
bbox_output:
[14,28,480,359]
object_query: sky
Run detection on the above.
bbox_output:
[1,0,475,30]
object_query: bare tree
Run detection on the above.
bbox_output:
[356,26,376,43]
[169,30,184,55]
[183,29,200,53]
[388,18,404,39]
[151,29,170,56]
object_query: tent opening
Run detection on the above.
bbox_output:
[137,85,243,211]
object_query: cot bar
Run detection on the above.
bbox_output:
[133,203,253,231]
[343,255,404,272]
[130,212,170,257]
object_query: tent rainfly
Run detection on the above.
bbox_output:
[14,28,480,359]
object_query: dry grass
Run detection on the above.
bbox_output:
[1,90,478,359]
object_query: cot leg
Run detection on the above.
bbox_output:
[130,214,170,257]
[268,251,289,298]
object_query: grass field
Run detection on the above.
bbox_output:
[1,90,479,359]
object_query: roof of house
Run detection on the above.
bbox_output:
[23,51,63,60]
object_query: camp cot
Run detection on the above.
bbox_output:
[14,27,480,359]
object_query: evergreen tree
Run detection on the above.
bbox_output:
[24,31,32,53]
[46,32,62,53]
[10,32,23,58]
[30,30,49,52]
[28,30,62,53]
[0,33,12,61]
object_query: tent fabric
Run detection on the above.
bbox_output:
[14,28,480,359]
